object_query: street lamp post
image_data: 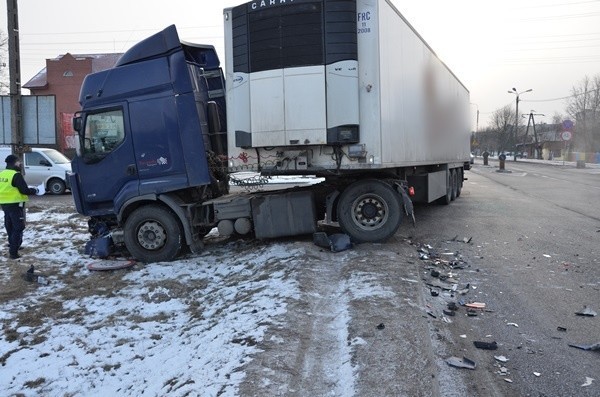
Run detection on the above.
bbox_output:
[508,88,532,160]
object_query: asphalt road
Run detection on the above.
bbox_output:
[410,159,599,396]
[26,160,599,396]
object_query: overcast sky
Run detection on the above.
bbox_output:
[2,0,599,130]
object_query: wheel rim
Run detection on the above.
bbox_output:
[136,221,167,250]
[351,193,389,231]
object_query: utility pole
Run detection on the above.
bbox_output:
[508,88,532,161]
[7,0,23,155]
[522,111,544,159]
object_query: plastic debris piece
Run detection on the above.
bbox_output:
[463,236,473,244]
[430,289,439,297]
[467,309,478,317]
[447,302,459,311]
[494,355,509,363]
[446,356,476,370]
[557,326,567,332]
[312,232,353,252]
[581,377,594,387]
[534,372,541,377]
[460,334,467,338]
[443,309,456,317]
[504,379,513,383]
[568,342,600,351]
[426,309,437,318]
[575,306,597,317]
[507,322,519,327]
[465,302,486,309]
[442,316,453,324]
[543,254,552,258]
[376,323,385,330]
[430,269,440,278]
[473,341,498,350]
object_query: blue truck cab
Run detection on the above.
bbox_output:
[71,25,228,260]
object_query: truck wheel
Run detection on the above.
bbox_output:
[124,205,182,262]
[47,178,66,195]
[456,169,463,198]
[450,170,457,201]
[337,180,402,243]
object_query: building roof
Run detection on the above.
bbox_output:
[23,53,123,89]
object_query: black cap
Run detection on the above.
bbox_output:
[5,154,19,165]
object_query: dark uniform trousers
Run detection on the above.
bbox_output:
[3,204,25,257]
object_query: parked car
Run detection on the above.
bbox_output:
[0,147,71,194]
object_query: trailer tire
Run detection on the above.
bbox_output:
[450,169,458,201]
[456,169,463,198]
[437,171,452,205]
[124,205,183,262]
[337,180,402,243]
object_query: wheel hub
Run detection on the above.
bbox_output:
[137,221,166,250]
[352,195,388,230]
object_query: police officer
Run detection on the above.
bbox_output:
[0,154,37,259]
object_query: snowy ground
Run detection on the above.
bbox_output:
[0,200,307,396]
[0,198,440,397]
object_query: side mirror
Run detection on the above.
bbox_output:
[73,116,82,133]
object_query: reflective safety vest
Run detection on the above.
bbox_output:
[0,169,29,204]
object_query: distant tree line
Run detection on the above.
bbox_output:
[473,73,600,155]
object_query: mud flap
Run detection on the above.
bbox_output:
[395,182,415,226]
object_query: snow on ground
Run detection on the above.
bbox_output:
[0,203,307,396]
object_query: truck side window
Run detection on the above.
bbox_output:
[82,109,125,163]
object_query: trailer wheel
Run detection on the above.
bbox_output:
[456,169,463,198]
[337,180,402,243]
[124,205,182,262]
[436,171,452,205]
[450,170,458,201]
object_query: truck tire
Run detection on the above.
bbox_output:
[436,171,452,205]
[47,178,66,195]
[124,205,183,262]
[456,169,463,198]
[337,179,402,243]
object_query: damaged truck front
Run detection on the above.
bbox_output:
[70,0,471,263]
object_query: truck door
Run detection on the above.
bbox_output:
[71,106,138,216]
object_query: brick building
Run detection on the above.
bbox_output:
[23,53,122,157]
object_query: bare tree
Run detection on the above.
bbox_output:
[490,104,515,152]
[566,74,600,152]
[0,30,8,95]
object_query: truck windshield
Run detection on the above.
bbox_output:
[82,109,125,163]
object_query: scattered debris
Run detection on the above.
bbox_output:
[467,309,478,317]
[575,306,597,317]
[581,377,594,387]
[494,355,509,363]
[568,342,600,351]
[506,322,519,327]
[446,356,476,370]
[533,372,541,377]
[21,265,49,285]
[313,232,353,252]
[473,341,498,350]
[87,259,136,271]
[504,378,513,383]
[460,334,467,339]
[543,254,552,258]
[557,326,567,332]
[447,302,459,311]
[376,323,385,330]
[463,237,473,244]
[465,302,486,309]
[430,289,439,297]
[443,309,456,317]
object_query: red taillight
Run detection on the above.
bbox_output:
[408,186,415,196]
